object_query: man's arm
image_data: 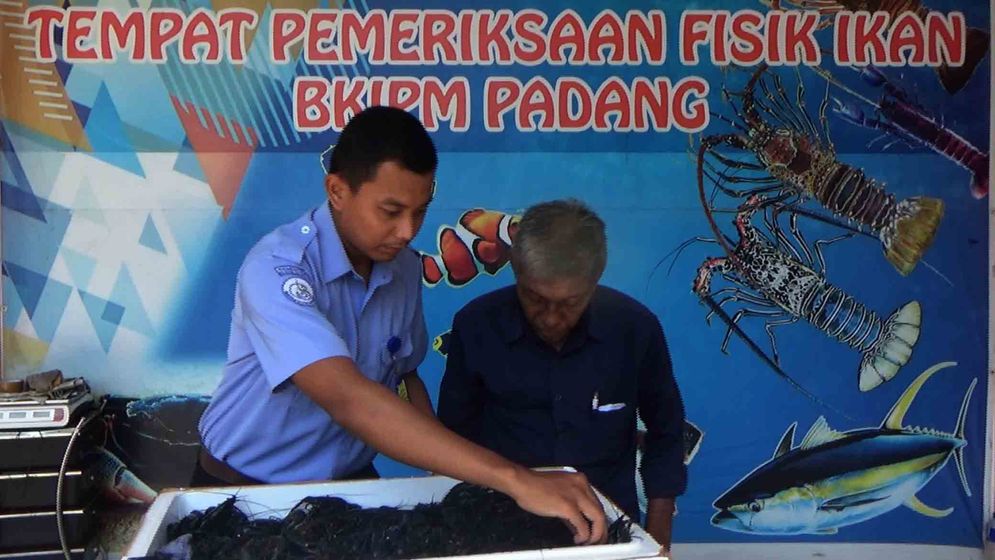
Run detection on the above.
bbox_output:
[236,255,604,543]
[293,357,607,544]
[436,324,484,439]
[400,371,436,420]
[637,318,687,553]
[646,498,676,555]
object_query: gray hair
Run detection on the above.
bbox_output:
[511,199,607,281]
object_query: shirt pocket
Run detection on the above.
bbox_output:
[379,333,414,386]
[584,395,635,464]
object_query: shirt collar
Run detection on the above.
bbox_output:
[314,202,395,286]
[314,202,352,282]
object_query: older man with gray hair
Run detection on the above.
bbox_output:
[438,199,687,553]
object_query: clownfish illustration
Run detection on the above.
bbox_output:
[421,209,521,287]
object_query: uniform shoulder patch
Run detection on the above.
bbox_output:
[282,276,316,306]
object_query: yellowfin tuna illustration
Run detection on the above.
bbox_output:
[712,361,975,535]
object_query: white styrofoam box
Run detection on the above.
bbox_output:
[124,472,663,560]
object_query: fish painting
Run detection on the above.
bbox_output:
[421,209,520,287]
[712,361,975,535]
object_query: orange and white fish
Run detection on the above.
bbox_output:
[421,209,521,287]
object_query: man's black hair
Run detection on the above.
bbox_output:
[327,106,438,191]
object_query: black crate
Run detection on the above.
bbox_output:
[0,470,95,510]
[0,422,101,472]
[0,510,94,552]
[0,547,92,560]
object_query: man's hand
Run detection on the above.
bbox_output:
[502,468,607,545]
[293,357,607,546]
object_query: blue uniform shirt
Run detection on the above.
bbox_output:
[437,285,686,518]
[199,202,427,483]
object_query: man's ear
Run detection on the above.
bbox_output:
[326,174,350,211]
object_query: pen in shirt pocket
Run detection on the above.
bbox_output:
[591,391,626,413]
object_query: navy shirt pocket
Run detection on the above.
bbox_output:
[582,389,636,465]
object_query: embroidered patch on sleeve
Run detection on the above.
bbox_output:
[282,277,315,306]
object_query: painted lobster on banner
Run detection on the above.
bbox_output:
[698,63,943,277]
[692,194,921,396]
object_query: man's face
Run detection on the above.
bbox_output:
[515,272,597,349]
[328,160,434,262]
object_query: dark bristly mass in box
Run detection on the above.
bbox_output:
[152,482,632,560]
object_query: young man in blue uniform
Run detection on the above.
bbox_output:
[196,107,607,545]
[437,199,687,554]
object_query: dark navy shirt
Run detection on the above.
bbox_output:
[438,285,687,518]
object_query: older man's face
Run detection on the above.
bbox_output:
[514,273,597,350]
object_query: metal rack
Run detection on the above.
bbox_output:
[0,378,101,559]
